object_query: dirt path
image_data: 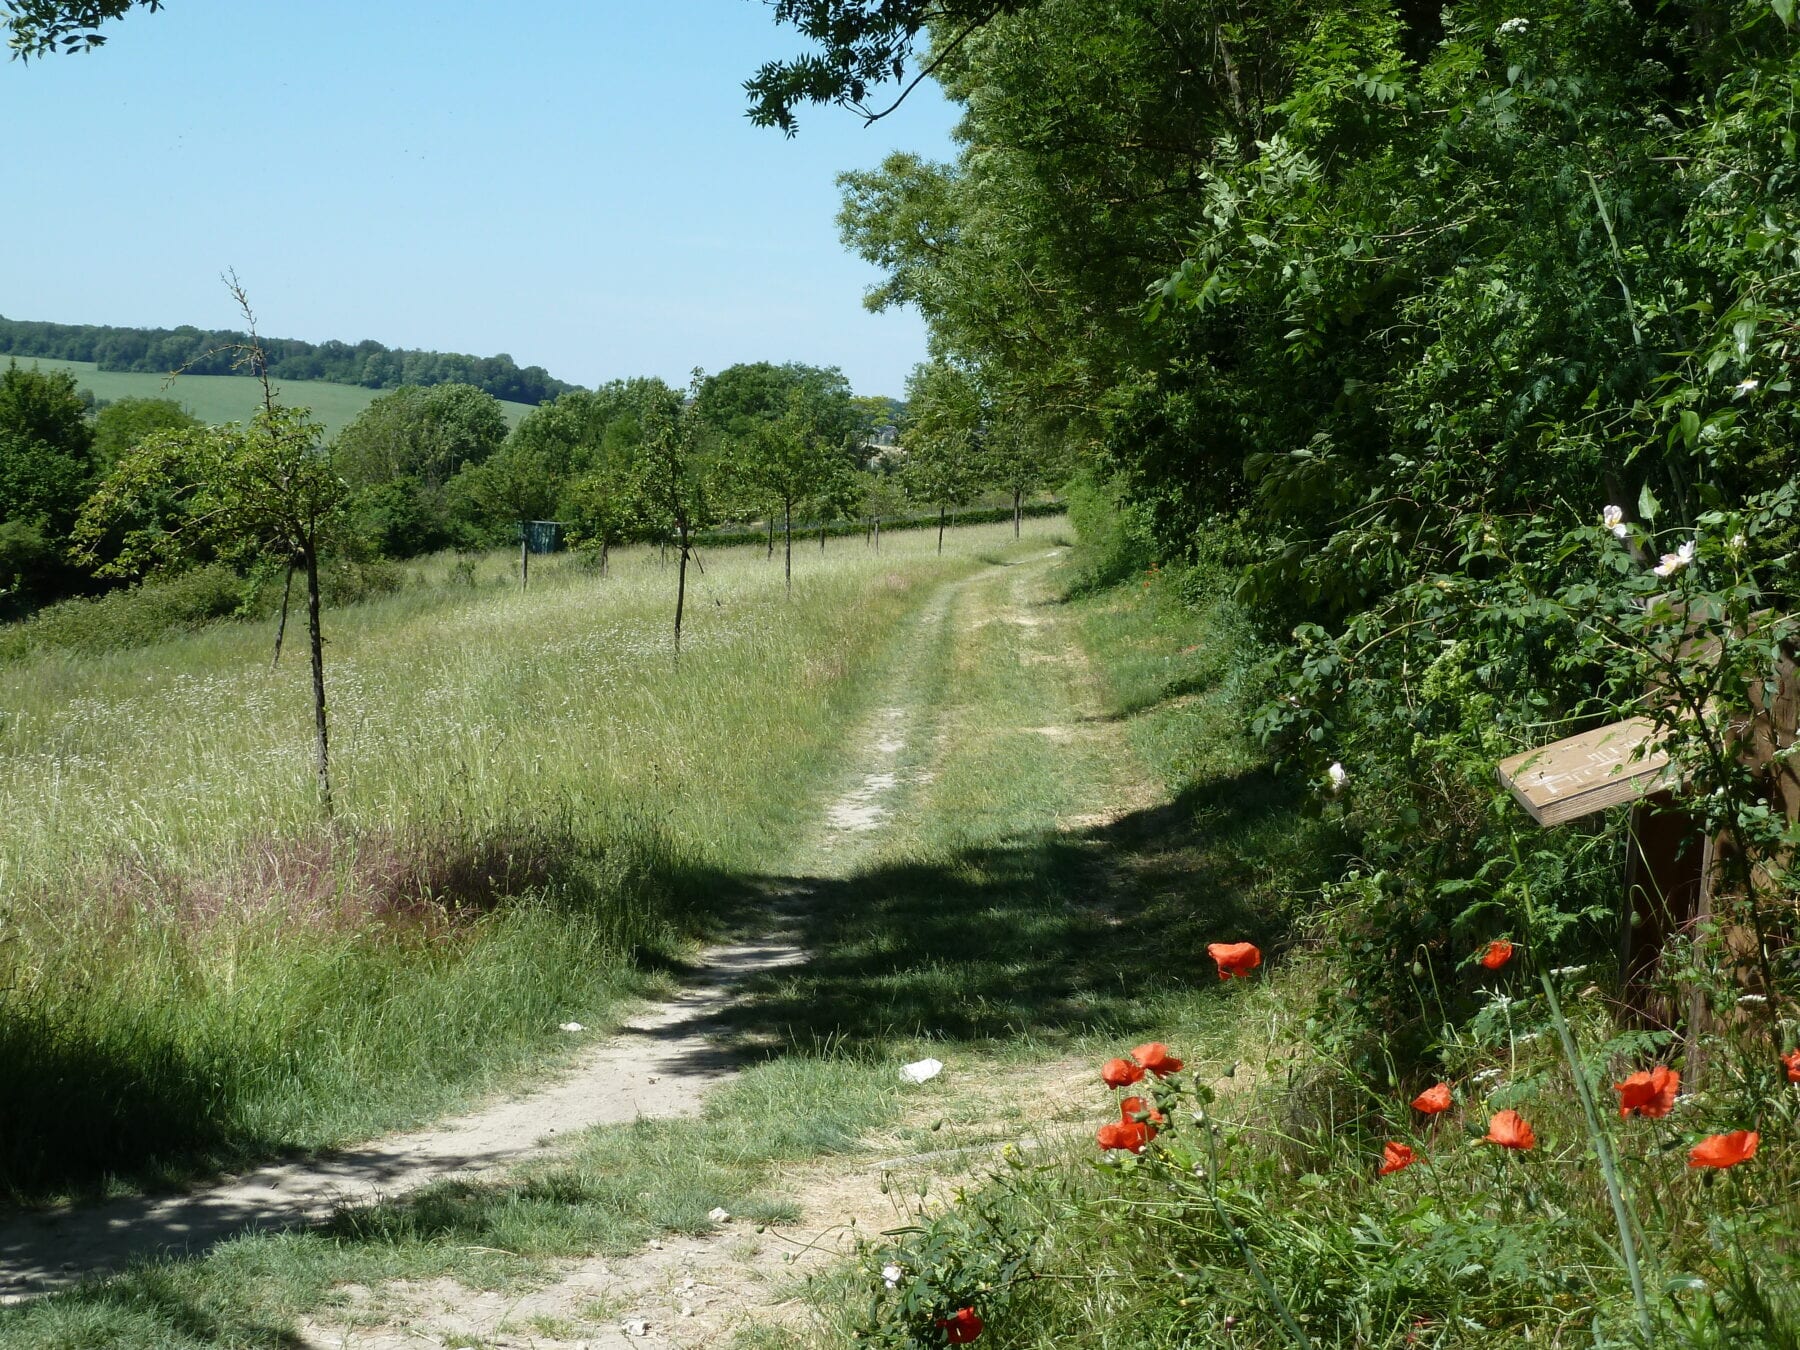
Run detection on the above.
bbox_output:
[296,1056,1098,1350]
[0,568,978,1302]
[294,547,1161,1350]
[5,544,1160,1348]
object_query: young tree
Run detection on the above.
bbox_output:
[983,407,1063,538]
[450,436,560,590]
[74,399,349,814]
[900,361,983,553]
[730,382,852,592]
[634,378,717,653]
[561,441,640,577]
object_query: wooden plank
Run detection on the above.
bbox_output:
[1496,717,1675,827]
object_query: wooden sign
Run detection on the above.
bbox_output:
[1496,717,1675,827]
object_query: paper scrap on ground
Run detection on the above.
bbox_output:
[900,1058,944,1084]
[559,1022,585,1032]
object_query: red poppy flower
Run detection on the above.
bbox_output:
[1477,939,1515,971]
[1129,1042,1184,1077]
[1483,1109,1536,1151]
[1095,1120,1152,1152]
[1687,1131,1759,1170]
[1207,942,1263,980]
[1412,1083,1453,1115]
[1379,1141,1417,1175]
[936,1307,984,1343]
[1101,1057,1145,1088]
[1120,1096,1165,1126]
[1614,1066,1680,1120]
[1782,1048,1800,1084]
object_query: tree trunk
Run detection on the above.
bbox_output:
[938,504,946,554]
[304,543,333,818]
[874,517,881,553]
[1013,488,1022,538]
[767,516,775,559]
[673,516,690,656]
[784,499,793,595]
[520,522,530,591]
[600,538,609,578]
[271,560,295,668]
[820,520,827,552]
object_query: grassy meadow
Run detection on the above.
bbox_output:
[0,354,536,436]
[0,522,1048,1199]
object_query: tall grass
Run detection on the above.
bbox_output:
[0,524,1051,1198]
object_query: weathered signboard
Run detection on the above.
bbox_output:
[1495,717,1675,827]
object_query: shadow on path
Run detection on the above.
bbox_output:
[714,764,1335,1056]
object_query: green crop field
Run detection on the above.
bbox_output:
[0,354,537,437]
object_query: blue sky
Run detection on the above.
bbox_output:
[2,1,958,397]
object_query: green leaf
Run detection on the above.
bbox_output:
[1638,484,1661,522]
[1679,409,1701,447]
[1773,0,1795,27]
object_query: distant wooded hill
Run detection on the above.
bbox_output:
[0,316,576,407]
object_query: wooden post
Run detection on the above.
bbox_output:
[1497,642,1798,1025]
[1621,793,1713,1026]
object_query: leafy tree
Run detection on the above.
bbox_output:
[900,361,984,553]
[336,383,508,557]
[91,396,199,468]
[335,383,507,489]
[2,0,157,57]
[74,402,349,813]
[746,0,1036,132]
[0,361,100,606]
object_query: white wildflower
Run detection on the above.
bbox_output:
[559,1021,586,1033]
[1326,761,1348,793]
[1652,540,1696,577]
[1550,964,1589,979]
[1602,505,1630,539]
[882,1263,904,1289]
[1497,16,1530,34]
[1729,532,1746,553]
[1737,993,1769,1007]
[1473,1067,1504,1086]
[899,1058,943,1084]
[1734,378,1759,397]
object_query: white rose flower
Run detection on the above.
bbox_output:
[1652,540,1695,577]
[883,1263,904,1289]
[1602,505,1630,539]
